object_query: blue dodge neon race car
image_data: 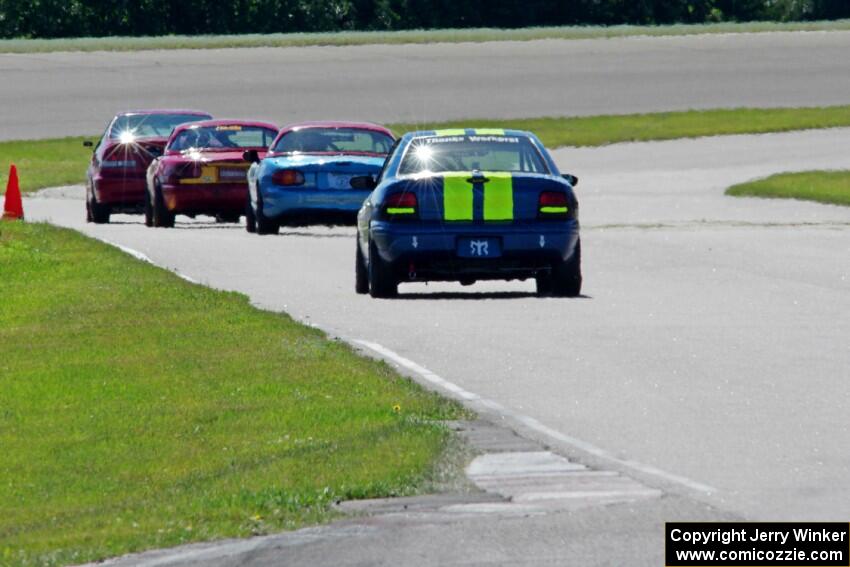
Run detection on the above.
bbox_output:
[354,128,581,298]
[244,121,395,234]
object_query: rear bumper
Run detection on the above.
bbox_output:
[261,187,370,221]
[370,220,579,280]
[162,183,246,215]
[93,176,146,208]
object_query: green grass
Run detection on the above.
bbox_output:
[0,136,94,194]
[726,170,850,206]
[7,105,850,196]
[2,20,850,53]
[0,222,466,566]
[388,106,850,148]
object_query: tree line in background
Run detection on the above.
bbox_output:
[1,0,849,39]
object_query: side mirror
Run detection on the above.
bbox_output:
[243,149,260,164]
[562,174,578,187]
[83,140,93,148]
[350,175,377,190]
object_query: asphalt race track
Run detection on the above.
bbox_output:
[12,31,850,564]
[5,31,850,140]
[26,127,850,565]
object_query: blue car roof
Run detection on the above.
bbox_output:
[404,128,532,139]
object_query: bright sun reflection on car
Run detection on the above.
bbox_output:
[118,130,136,145]
[414,144,433,163]
[184,148,203,161]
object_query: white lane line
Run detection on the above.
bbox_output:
[353,339,717,496]
[97,238,199,284]
[100,238,153,263]
[175,272,200,284]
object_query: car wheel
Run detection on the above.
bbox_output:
[551,238,582,297]
[152,183,175,228]
[85,187,93,223]
[368,240,397,298]
[89,190,111,224]
[244,194,257,233]
[535,272,553,295]
[355,239,369,294]
[143,189,154,227]
[255,191,279,235]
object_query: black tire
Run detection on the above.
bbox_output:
[368,240,397,298]
[244,194,257,233]
[85,187,93,223]
[551,238,582,297]
[143,189,154,227]
[355,239,369,294]
[89,190,111,224]
[255,191,279,235]
[152,183,175,228]
[535,272,553,295]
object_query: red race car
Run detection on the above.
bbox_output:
[144,119,279,228]
[85,109,212,223]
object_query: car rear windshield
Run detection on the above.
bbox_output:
[109,113,210,139]
[168,125,278,151]
[272,128,394,155]
[398,135,549,175]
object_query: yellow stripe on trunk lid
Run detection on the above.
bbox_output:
[483,171,513,221]
[443,172,473,221]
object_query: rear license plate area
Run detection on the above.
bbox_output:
[457,237,502,258]
[327,173,353,190]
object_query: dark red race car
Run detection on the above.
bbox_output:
[85,109,212,223]
[144,119,279,227]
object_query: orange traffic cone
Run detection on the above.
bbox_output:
[3,164,24,220]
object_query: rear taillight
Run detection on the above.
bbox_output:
[538,191,569,217]
[272,169,305,186]
[385,192,417,216]
[168,162,201,184]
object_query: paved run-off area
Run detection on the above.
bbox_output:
[25,128,850,564]
[4,31,850,141]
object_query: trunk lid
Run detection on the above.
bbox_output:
[100,138,167,177]
[266,154,385,190]
[181,150,264,184]
[384,172,571,223]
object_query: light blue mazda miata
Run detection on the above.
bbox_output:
[244,121,395,234]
